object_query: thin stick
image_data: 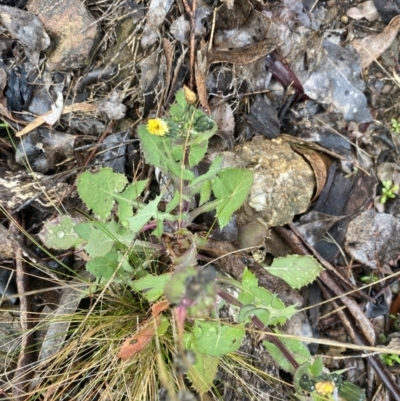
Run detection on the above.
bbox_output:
[12,228,34,401]
[181,0,196,88]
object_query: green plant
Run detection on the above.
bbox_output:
[39,89,324,398]
[381,353,400,367]
[391,118,400,133]
[380,179,399,204]
[360,274,379,283]
[295,359,366,401]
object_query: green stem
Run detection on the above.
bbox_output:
[187,198,222,223]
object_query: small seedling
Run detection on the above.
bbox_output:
[382,353,400,367]
[380,180,399,204]
[391,118,400,134]
[360,274,378,284]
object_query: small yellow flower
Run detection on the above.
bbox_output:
[315,380,336,396]
[147,119,169,136]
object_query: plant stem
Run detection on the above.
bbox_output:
[187,198,222,223]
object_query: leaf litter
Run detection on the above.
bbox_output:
[0,0,400,399]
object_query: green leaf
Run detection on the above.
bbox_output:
[239,289,297,326]
[238,268,259,304]
[39,215,86,250]
[212,168,253,229]
[192,321,245,357]
[238,268,297,325]
[266,255,323,290]
[169,89,187,119]
[124,194,161,233]
[165,191,180,213]
[238,304,270,323]
[185,333,219,394]
[74,221,134,258]
[130,273,170,302]
[242,267,258,288]
[188,142,208,168]
[263,336,311,374]
[116,180,148,221]
[75,222,115,257]
[309,357,324,377]
[190,155,224,189]
[158,316,170,336]
[77,168,128,220]
[199,180,212,206]
[138,126,194,181]
[86,249,119,279]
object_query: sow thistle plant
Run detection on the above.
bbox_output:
[37,89,351,399]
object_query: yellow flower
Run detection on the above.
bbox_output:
[147,119,169,136]
[315,380,336,396]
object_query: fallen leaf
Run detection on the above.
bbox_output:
[352,15,400,68]
[302,39,372,123]
[291,145,329,201]
[210,98,235,146]
[152,300,169,317]
[345,210,400,272]
[42,90,63,126]
[171,6,212,45]
[214,0,252,31]
[346,1,379,21]
[118,301,168,360]
[208,38,277,65]
[0,5,50,65]
[214,8,271,49]
[195,40,211,114]
[245,95,280,139]
[16,103,98,137]
[140,0,174,50]
[293,212,343,246]
[118,321,157,360]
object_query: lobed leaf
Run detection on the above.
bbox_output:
[184,333,219,394]
[39,215,86,250]
[192,320,245,357]
[212,168,253,229]
[116,180,148,221]
[131,273,171,302]
[77,168,128,220]
[266,255,324,289]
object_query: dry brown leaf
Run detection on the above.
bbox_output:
[352,15,400,68]
[151,300,169,317]
[163,38,174,103]
[118,300,168,361]
[291,145,330,201]
[195,40,211,114]
[118,321,156,361]
[15,103,98,137]
[208,38,277,65]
